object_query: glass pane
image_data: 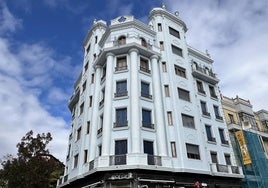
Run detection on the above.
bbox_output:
[144,140,154,155]
[115,140,127,155]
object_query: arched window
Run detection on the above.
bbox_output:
[141,38,147,47]
[118,36,126,45]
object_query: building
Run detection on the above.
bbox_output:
[221,95,268,187]
[57,5,243,188]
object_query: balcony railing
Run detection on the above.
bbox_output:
[110,154,127,165]
[141,92,152,99]
[202,111,211,117]
[147,155,162,166]
[208,137,216,142]
[97,127,103,135]
[221,140,229,145]
[142,122,154,129]
[231,166,240,174]
[198,89,206,95]
[192,65,219,85]
[140,66,151,74]
[115,66,127,71]
[114,91,128,98]
[99,99,104,107]
[114,121,128,128]
[211,94,218,99]
[216,164,229,173]
[216,115,223,120]
[89,160,94,170]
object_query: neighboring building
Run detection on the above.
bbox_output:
[57,5,243,188]
[222,95,268,187]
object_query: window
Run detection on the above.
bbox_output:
[162,62,167,72]
[93,53,96,60]
[171,45,183,57]
[74,154,79,168]
[182,114,195,128]
[219,128,229,145]
[86,121,90,134]
[209,86,217,98]
[142,109,153,129]
[95,36,98,44]
[140,57,150,73]
[67,144,71,159]
[201,101,210,116]
[158,23,162,31]
[84,62,88,72]
[160,41,164,50]
[101,66,106,81]
[82,81,87,92]
[99,90,105,107]
[80,103,84,115]
[118,36,126,45]
[98,116,103,135]
[115,80,127,97]
[98,145,102,156]
[164,85,170,97]
[91,74,94,83]
[174,65,186,78]
[116,56,127,71]
[228,114,235,124]
[224,154,231,165]
[171,142,177,157]
[205,125,215,142]
[186,143,200,160]
[141,81,152,99]
[167,111,173,125]
[169,27,180,39]
[141,38,147,47]
[77,127,81,140]
[196,80,205,94]
[144,140,154,155]
[114,140,127,165]
[86,44,90,53]
[213,105,223,120]
[89,96,92,107]
[115,108,127,127]
[178,88,190,102]
[84,150,88,163]
[210,152,218,163]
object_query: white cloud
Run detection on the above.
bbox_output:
[0,1,22,34]
[167,0,268,111]
[0,3,78,162]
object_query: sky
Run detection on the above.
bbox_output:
[0,0,267,163]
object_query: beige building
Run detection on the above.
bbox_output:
[221,95,268,187]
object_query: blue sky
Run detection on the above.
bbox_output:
[1,0,268,162]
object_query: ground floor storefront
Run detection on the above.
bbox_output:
[59,170,242,188]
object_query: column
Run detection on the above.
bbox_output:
[102,53,114,156]
[151,55,168,156]
[129,48,140,153]
[89,66,101,160]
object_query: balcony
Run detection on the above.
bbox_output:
[141,92,152,99]
[210,163,243,177]
[97,127,103,135]
[198,89,206,95]
[216,115,223,121]
[142,122,154,129]
[114,91,128,98]
[217,164,229,173]
[208,137,216,143]
[147,155,162,166]
[68,88,80,110]
[221,140,229,145]
[202,111,211,117]
[115,65,128,72]
[140,66,151,74]
[114,121,128,128]
[89,160,94,170]
[99,99,104,107]
[192,65,219,85]
[110,154,127,165]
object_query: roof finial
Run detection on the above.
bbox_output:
[162,2,166,10]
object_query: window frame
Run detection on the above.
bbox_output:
[182,113,195,129]
[178,87,190,102]
[186,143,200,160]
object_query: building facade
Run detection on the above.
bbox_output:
[58,6,243,188]
[221,95,268,187]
